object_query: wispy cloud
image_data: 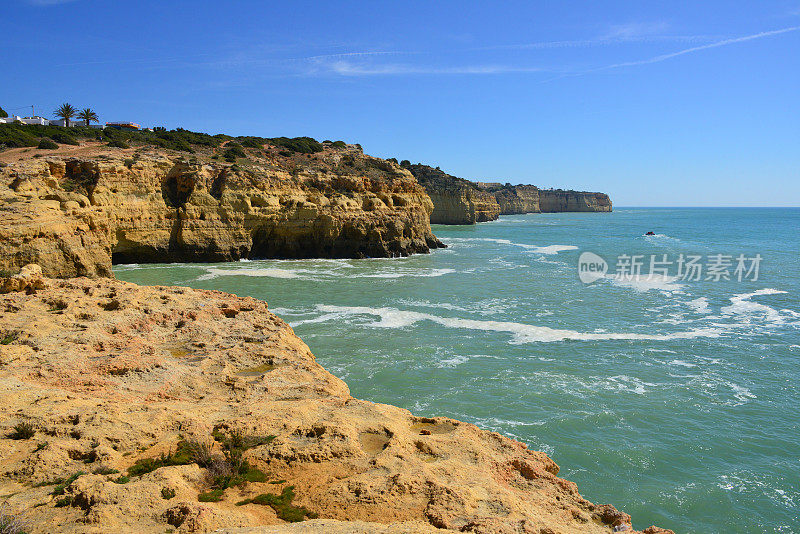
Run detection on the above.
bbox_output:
[314,60,544,76]
[601,22,671,40]
[595,25,800,71]
[284,25,800,78]
[49,23,800,82]
[471,22,717,52]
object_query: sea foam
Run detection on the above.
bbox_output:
[310,305,722,343]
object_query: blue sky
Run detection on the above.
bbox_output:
[2,1,799,206]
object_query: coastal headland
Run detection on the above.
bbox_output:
[0,128,666,534]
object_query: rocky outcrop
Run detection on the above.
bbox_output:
[406,165,611,224]
[0,144,444,278]
[537,189,612,213]
[0,264,47,294]
[492,185,541,215]
[0,273,672,534]
[407,165,500,224]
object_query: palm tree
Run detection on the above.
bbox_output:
[77,108,99,127]
[54,103,77,127]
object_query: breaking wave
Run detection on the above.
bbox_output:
[307,305,722,343]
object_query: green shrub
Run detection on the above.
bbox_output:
[107,139,130,149]
[236,486,318,522]
[198,488,225,502]
[0,124,39,148]
[268,136,323,154]
[0,107,7,118]
[113,475,130,484]
[1,333,18,345]
[330,140,347,149]
[50,132,78,145]
[223,144,246,162]
[37,138,58,150]
[52,472,84,495]
[92,467,118,475]
[8,422,35,440]
[238,136,267,149]
[127,440,195,477]
[161,487,176,500]
[400,160,411,167]
[55,496,72,507]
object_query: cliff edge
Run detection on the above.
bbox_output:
[0,270,672,534]
[407,164,500,225]
[406,165,612,225]
[0,140,443,278]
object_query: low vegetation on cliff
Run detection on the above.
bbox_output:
[0,123,330,157]
[0,128,445,277]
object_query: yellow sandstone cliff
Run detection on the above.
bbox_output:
[406,165,612,225]
[0,143,443,278]
[0,270,672,534]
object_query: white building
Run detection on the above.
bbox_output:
[0,116,53,125]
[0,116,104,128]
[19,116,50,125]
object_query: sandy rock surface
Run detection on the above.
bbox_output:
[0,274,672,533]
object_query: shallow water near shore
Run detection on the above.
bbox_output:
[116,207,800,533]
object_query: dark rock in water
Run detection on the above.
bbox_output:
[645,231,656,236]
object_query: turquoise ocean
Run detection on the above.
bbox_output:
[115,208,800,533]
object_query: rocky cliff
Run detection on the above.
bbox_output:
[492,185,541,215]
[538,189,612,213]
[0,269,673,534]
[0,142,443,278]
[406,165,612,224]
[407,165,500,225]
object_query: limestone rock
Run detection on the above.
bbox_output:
[407,165,500,224]
[408,166,612,225]
[0,147,444,278]
[0,277,666,533]
[493,185,541,215]
[538,189,612,212]
[0,264,47,294]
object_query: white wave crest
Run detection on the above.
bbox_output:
[198,267,302,281]
[687,297,711,314]
[525,245,579,255]
[359,268,456,279]
[607,273,685,293]
[720,288,788,324]
[443,237,577,254]
[310,305,722,343]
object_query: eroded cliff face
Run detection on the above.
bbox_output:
[538,189,612,213]
[407,165,611,225]
[0,272,672,534]
[493,185,541,215]
[407,165,500,224]
[0,144,443,278]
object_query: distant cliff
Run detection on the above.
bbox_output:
[492,185,541,215]
[538,189,612,212]
[407,164,500,224]
[406,164,611,224]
